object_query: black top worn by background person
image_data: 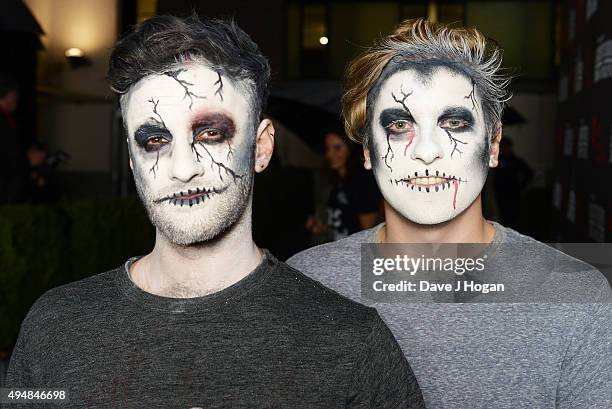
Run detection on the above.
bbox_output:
[493,146,534,229]
[328,169,380,240]
[5,252,424,408]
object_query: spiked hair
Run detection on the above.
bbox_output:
[108,14,270,122]
[342,18,511,146]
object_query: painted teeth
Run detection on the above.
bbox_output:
[407,177,448,186]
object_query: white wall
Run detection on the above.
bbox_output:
[24,0,117,173]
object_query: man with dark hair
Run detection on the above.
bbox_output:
[493,137,534,229]
[288,19,612,408]
[5,15,424,408]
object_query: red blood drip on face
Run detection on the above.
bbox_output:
[403,131,415,156]
[452,179,459,209]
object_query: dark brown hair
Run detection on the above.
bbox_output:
[108,14,271,119]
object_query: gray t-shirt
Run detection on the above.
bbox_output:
[5,252,425,408]
[287,223,612,409]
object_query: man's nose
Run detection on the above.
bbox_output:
[168,139,205,183]
[410,126,445,165]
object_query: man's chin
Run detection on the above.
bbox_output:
[148,202,246,247]
[406,213,455,226]
[391,204,459,226]
[157,224,229,246]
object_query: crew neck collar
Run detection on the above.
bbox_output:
[116,250,277,314]
[368,220,506,245]
[363,221,508,302]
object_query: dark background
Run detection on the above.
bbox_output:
[1,0,611,352]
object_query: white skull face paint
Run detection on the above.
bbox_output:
[124,64,255,245]
[370,66,489,225]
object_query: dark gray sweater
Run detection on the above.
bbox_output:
[5,253,424,408]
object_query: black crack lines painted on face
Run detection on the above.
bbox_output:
[382,86,414,172]
[149,151,160,178]
[225,140,234,161]
[445,129,468,158]
[164,68,207,109]
[147,97,166,178]
[148,98,166,128]
[214,72,224,102]
[465,80,477,111]
[391,86,413,113]
[190,141,244,183]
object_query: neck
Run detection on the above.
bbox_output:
[131,200,262,298]
[381,195,495,244]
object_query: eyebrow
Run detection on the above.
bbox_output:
[379,108,414,127]
[438,107,475,124]
[133,123,173,146]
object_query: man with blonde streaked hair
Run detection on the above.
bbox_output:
[289,19,612,408]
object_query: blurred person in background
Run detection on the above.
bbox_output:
[305,130,381,240]
[493,137,533,229]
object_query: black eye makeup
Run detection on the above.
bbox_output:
[134,124,173,153]
[379,108,415,135]
[191,112,236,144]
[438,107,474,132]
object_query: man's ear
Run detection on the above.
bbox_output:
[488,124,502,168]
[254,119,275,173]
[363,146,372,170]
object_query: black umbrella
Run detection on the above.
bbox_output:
[267,80,344,153]
[267,95,343,153]
[268,80,528,152]
[502,105,527,126]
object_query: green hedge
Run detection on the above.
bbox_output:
[0,197,154,350]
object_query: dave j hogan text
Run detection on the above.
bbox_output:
[372,280,505,294]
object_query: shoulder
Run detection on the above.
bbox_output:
[266,258,386,342]
[285,229,377,301]
[272,260,374,321]
[20,268,122,338]
[287,227,374,270]
[498,224,612,301]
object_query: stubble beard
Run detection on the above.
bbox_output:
[133,159,254,247]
